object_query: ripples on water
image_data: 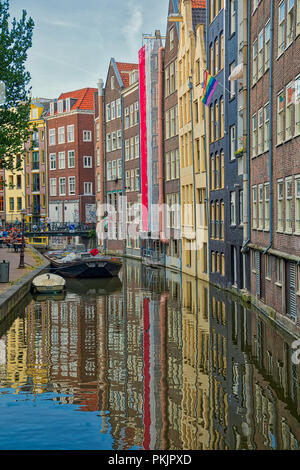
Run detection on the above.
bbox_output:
[0,259,299,450]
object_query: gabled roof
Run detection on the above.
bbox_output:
[116,61,138,88]
[57,87,98,111]
[191,0,206,31]
[192,0,206,7]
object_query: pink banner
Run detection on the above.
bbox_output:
[138,46,148,232]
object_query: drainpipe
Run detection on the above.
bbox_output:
[242,0,251,255]
[263,0,274,255]
[158,46,169,245]
[188,76,198,280]
[97,79,105,251]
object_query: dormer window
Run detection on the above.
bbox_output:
[50,102,55,115]
[31,108,38,120]
[57,100,64,113]
[65,98,71,112]
[129,70,138,85]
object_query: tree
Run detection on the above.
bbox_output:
[0,0,34,173]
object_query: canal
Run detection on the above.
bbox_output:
[0,259,299,450]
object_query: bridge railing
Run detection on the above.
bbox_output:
[24,222,96,233]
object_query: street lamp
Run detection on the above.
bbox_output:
[18,209,27,269]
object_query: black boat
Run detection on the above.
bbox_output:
[44,251,122,279]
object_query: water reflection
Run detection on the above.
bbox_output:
[0,259,299,450]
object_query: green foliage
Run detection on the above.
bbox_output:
[0,0,34,172]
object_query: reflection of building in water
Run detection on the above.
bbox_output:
[181,274,210,450]
[26,299,50,393]
[49,292,98,408]
[165,270,183,450]
[209,286,255,450]
[5,316,28,393]
[0,336,6,383]
[250,310,300,449]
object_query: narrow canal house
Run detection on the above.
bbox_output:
[24,99,51,246]
[121,67,141,259]
[139,31,165,266]
[163,0,182,273]
[46,87,97,238]
[248,0,300,329]
[177,0,208,280]
[102,59,138,256]
[206,0,245,290]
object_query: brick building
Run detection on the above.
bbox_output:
[121,68,141,259]
[0,168,4,225]
[249,0,300,328]
[164,0,181,272]
[46,87,97,232]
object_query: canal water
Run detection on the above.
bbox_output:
[0,259,299,450]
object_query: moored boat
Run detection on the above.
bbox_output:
[32,273,66,293]
[44,251,122,279]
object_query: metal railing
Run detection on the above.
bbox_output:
[24,222,96,234]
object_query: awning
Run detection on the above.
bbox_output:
[229,63,244,81]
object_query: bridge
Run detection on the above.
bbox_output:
[23,222,96,238]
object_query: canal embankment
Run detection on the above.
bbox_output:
[0,245,50,321]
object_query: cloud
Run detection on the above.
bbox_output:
[40,18,84,29]
[121,1,143,57]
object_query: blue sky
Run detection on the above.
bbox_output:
[10,0,168,99]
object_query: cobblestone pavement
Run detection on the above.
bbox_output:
[0,246,44,296]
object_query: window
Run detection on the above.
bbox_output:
[58,152,65,169]
[230,191,236,225]
[125,139,130,161]
[265,21,271,69]
[253,186,257,229]
[258,108,263,154]
[258,30,264,78]
[107,161,112,181]
[239,190,243,225]
[67,125,74,142]
[134,101,139,124]
[84,182,93,195]
[211,202,215,238]
[266,254,272,279]
[111,101,116,120]
[287,0,295,45]
[117,159,122,179]
[68,176,76,195]
[135,135,139,158]
[66,98,71,112]
[49,129,55,146]
[286,82,294,139]
[83,156,92,168]
[57,100,63,113]
[278,1,286,56]
[230,125,236,159]
[112,160,117,180]
[276,258,283,284]
[214,101,219,139]
[50,153,56,170]
[252,114,257,157]
[296,76,300,135]
[277,91,285,144]
[59,177,66,196]
[50,102,55,115]
[220,33,224,70]
[295,176,300,233]
[130,137,135,159]
[117,129,122,149]
[277,180,284,231]
[229,62,236,99]
[111,76,115,90]
[297,0,300,35]
[9,197,14,211]
[285,177,293,232]
[253,39,258,84]
[135,169,139,191]
[214,37,219,75]
[58,126,65,144]
[220,97,224,137]
[68,150,75,168]
[126,171,130,192]
[106,104,111,122]
[258,184,264,229]
[220,200,224,239]
[125,107,130,129]
[17,197,22,211]
[130,104,134,127]
[220,151,224,188]
[264,183,270,230]
[116,99,121,118]
[111,131,117,151]
[83,130,92,142]
[230,0,236,35]
[106,134,111,153]
[169,26,174,50]
[264,103,270,151]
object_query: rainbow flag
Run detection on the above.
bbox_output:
[202,70,218,106]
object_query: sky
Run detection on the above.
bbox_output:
[9,0,168,99]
